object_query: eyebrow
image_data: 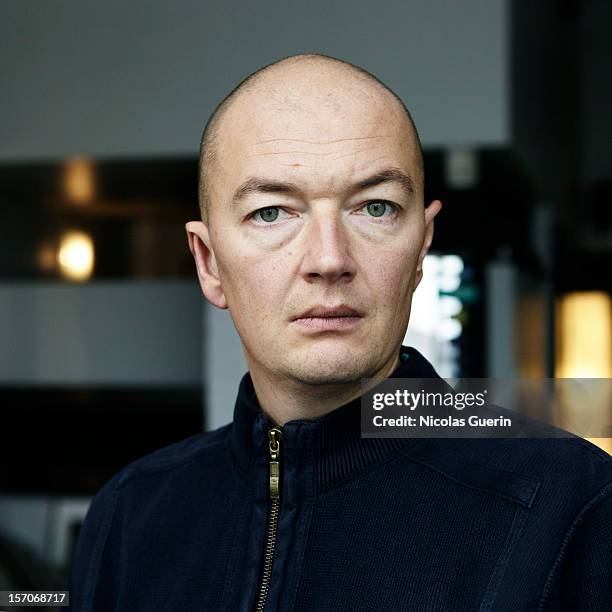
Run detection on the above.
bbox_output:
[231,167,416,205]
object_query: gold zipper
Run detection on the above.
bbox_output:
[255,426,282,611]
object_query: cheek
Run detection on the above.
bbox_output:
[219,252,287,321]
[366,240,420,291]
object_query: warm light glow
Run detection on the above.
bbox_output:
[556,292,612,378]
[555,292,612,454]
[64,157,95,203]
[37,242,57,272]
[57,231,95,281]
[585,438,612,454]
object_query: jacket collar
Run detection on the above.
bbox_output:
[230,344,441,493]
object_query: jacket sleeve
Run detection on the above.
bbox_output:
[540,483,612,610]
[67,474,122,612]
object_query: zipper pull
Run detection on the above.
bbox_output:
[268,427,282,500]
[255,427,283,611]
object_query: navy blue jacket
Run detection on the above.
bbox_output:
[68,345,612,611]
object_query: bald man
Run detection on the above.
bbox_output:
[69,54,612,611]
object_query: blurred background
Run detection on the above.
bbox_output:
[1,0,611,598]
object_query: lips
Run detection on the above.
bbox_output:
[292,304,362,320]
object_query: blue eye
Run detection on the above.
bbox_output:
[364,200,397,218]
[256,207,280,222]
[251,206,290,223]
[249,201,398,225]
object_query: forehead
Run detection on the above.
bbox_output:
[212,80,418,198]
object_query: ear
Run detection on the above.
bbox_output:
[185,221,228,309]
[414,200,443,291]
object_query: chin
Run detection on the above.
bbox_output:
[285,346,372,386]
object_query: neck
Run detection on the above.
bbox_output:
[245,349,401,427]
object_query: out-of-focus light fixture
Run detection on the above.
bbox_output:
[407,254,465,376]
[440,295,463,317]
[64,157,95,204]
[37,242,57,272]
[439,317,462,341]
[556,291,612,378]
[441,254,464,276]
[555,291,612,454]
[57,231,95,281]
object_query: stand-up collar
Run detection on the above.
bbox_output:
[230,345,441,493]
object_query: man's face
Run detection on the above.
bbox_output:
[189,65,439,384]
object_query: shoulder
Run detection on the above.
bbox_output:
[447,401,612,484]
[84,422,233,517]
[462,434,611,491]
[472,434,611,483]
[405,434,612,511]
[68,423,234,609]
[537,468,612,609]
[112,422,233,493]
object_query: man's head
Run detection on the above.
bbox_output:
[198,54,425,225]
[186,52,442,386]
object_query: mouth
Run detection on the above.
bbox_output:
[291,304,363,332]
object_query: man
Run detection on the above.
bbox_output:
[69,54,612,611]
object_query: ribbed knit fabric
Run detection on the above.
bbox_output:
[68,345,612,611]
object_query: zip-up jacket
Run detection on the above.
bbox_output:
[68,345,612,611]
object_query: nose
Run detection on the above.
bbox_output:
[299,207,357,284]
